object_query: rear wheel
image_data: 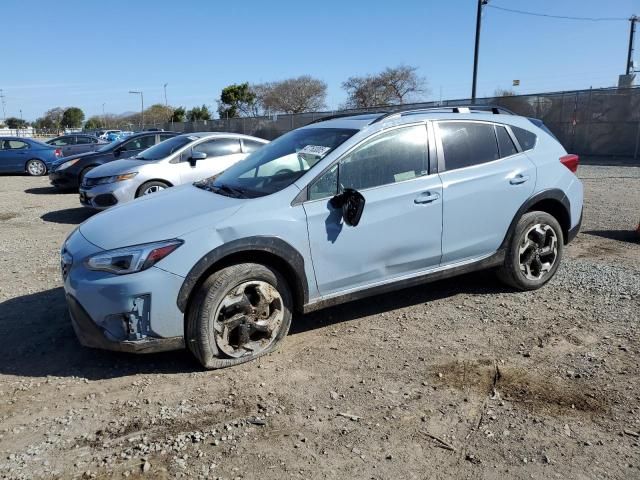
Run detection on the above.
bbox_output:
[26,159,46,176]
[497,211,564,290]
[186,263,292,369]
[137,181,169,197]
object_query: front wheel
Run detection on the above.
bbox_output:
[186,263,293,369]
[497,211,564,290]
[26,159,46,176]
[137,181,169,197]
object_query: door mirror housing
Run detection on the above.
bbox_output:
[330,188,365,227]
[188,150,207,166]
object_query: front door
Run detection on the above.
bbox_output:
[177,138,246,184]
[117,134,157,159]
[303,124,443,297]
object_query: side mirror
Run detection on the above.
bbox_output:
[188,151,207,167]
[113,147,123,157]
[330,188,365,227]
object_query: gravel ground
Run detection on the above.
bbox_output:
[0,165,638,480]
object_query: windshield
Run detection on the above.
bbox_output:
[135,135,192,160]
[195,128,357,198]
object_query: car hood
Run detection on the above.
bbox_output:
[85,158,149,178]
[52,150,106,167]
[79,184,244,250]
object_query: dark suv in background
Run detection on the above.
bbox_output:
[46,134,108,157]
[49,131,177,189]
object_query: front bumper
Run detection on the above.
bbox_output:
[79,181,136,210]
[62,229,186,353]
[49,168,80,189]
[67,294,184,353]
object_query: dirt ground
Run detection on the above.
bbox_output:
[0,165,639,480]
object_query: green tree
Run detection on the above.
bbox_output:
[84,116,104,130]
[144,104,173,124]
[217,82,259,118]
[187,105,212,121]
[61,107,85,128]
[171,106,186,122]
[5,117,28,129]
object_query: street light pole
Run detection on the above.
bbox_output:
[163,83,168,106]
[626,15,638,75]
[102,103,106,128]
[129,91,144,129]
[471,0,488,103]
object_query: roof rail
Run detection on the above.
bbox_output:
[307,110,389,125]
[369,105,516,124]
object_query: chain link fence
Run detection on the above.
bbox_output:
[117,86,640,161]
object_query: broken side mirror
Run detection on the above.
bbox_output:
[330,188,365,227]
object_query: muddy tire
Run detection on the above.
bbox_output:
[186,263,293,369]
[497,211,564,291]
[26,159,47,176]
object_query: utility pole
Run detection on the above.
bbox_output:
[163,83,168,106]
[129,91,144,129]
[471,0,488,103]
[626,15,638,75]
[102,103,106,128]
[0,89,6,122]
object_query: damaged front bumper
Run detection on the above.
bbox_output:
[62,229,186,354]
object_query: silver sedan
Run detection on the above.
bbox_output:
[78,132,268,209]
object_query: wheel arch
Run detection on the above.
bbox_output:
[177,236,309,317]
[501,189,571,248]
[135,179,174,197]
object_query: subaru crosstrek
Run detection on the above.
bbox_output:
[60,106,583,369]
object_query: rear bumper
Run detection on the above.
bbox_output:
[566,208,583,244]
[66,294,184,353]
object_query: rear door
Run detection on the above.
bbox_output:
[435,120,537,264]
[49,136,76,157]
[75,135,98,154]
[177,138,245,183]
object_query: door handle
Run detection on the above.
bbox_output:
[509,174,530,185]
[414,191,440,204]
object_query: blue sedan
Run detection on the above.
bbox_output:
[0,137,63,175]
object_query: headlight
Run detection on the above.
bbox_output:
[56,158,80,170]
[93,172,138,185]
[84,239,183,275]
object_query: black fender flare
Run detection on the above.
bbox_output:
[500,188,571,250]
[176,236,309,313]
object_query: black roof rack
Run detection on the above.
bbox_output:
[369,105,516,124]
[307,110,389,125]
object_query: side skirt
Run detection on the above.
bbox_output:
[302,250,505,314]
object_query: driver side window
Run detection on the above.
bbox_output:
[307,125,429,201]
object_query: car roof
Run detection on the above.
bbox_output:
[176,132,269,142]
[305,106,532,131]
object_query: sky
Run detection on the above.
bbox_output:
[1,0,639,121]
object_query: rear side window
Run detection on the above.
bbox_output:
[49,137,73,146]
[76,136,94,144]
[439,122,499,171]
[2,140,29,150]
[512,126,537,151]
[194,139,242,158]
[496,126,518,157]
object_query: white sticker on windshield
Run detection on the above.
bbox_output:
[187,136,198,141]
[298,145,331,157]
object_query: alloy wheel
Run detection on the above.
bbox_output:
[213,281,284,358]
[518,223,558,280]
[28,161,45,176]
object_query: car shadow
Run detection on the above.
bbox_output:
[583,229,639,243]
[0,270,511,380]
[25,186,75,195]
[0,287,197,380]
[41,207,96,225]
[290,269,510,335]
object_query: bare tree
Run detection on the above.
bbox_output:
[342,65,428,108]
[257,76,327,114]
[494,88,516,97]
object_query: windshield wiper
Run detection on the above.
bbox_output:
[213,184,247,198]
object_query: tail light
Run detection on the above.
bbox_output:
[54,148,62,157]
[560,154,579,173]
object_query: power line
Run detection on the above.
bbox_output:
[486,4,629,22]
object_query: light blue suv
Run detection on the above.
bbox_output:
[60,106,583,369]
